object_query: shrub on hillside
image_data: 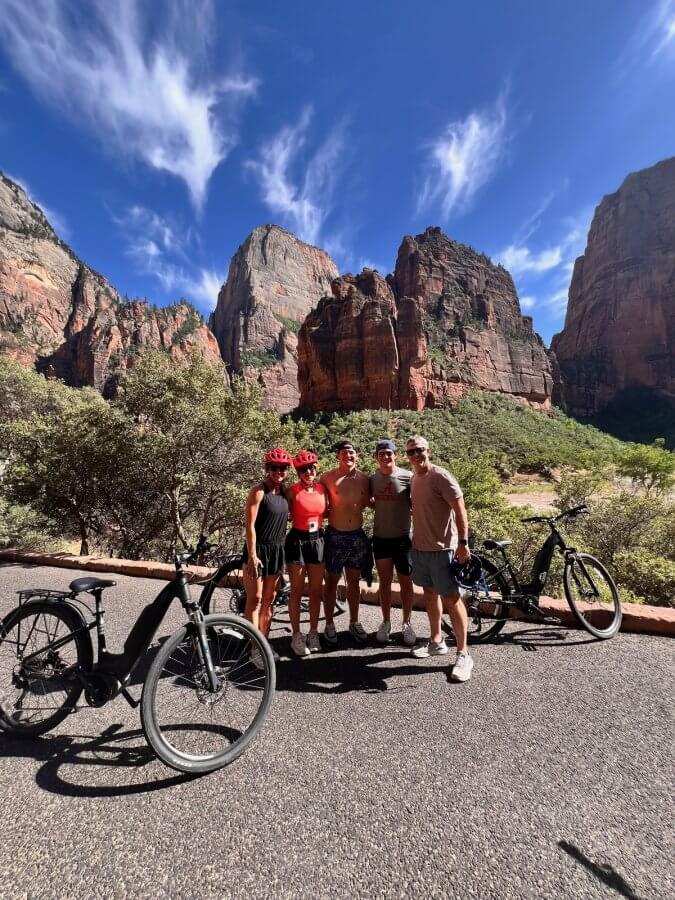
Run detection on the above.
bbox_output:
[614,549,675,608]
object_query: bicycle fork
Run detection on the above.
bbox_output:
[190,609,221,693]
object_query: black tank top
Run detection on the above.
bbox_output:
[254,482,288,545]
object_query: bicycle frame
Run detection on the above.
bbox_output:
[483,527,567,601]
[18,565,220,706]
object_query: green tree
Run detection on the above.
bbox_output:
[116,351,294,554]
[615,439,675,496]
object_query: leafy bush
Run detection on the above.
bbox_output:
[614,549,675,608]
[241,349,278,369]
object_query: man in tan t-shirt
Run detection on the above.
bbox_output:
[406,435,474,682]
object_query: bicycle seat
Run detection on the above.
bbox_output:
[482,539,512,551]
[70,577,117,594]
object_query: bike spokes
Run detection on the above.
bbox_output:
[145,617,274,767]
[564,554,622,639]
[0,608,81,729]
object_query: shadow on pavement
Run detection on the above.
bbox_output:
[558,840,642,899]
[0,724,195,798]
[441,620,599,651]
[274,647,442,695]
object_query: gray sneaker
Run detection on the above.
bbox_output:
[307,631,321,653]
[323,622,338,645]
[349,622,368,644]
[291,632,310,658]
[401,621,417,647]
[451,651,474,682]
[376,620,391,643]
[412,639,448,658]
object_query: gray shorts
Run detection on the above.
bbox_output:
[411,548,460,596]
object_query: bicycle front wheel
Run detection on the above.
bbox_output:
[564,553,622,640]
[141,614,275,774]
[0,600,92,736]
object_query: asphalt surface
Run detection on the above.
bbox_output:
[0,562,672,900]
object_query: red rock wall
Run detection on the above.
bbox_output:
[210,224,338,412]
[0,173,222,394]
[551,157,675,417]
[298,228,558,412]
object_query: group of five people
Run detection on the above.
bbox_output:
[241,435,474,683]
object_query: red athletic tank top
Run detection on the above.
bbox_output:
[290,482,327,532]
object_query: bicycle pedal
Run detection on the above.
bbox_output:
[540,616,561,626]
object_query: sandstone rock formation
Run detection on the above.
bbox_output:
[551,157,675,419]
[299,227,558,412]
[0,173,222,395]
[210,225,338,412]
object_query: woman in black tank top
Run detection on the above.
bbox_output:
[242,449,291,666]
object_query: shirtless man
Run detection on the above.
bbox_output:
[320,440,371,644]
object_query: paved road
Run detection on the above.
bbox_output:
[0,562,672,900]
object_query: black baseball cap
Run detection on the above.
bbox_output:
[334,439,357,452]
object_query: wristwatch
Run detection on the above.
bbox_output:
[458,539,469,546]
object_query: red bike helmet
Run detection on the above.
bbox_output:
[264,447,292,466]
[293,449,319,470]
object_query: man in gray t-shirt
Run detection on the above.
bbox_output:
[369,440,417,647]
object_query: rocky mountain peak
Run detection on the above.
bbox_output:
[0,172,222,393]
[298,227,558,413]
[210,224,339,412]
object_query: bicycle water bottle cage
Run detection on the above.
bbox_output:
[69,577,117,594]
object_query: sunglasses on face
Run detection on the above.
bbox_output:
[297,464,316,474]
[268,464,289,473]
[406,447,427,456]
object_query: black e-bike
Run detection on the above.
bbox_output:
[0,536,275,774]
[463,505,623,643]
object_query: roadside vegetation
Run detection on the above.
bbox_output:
[0,355,673,607]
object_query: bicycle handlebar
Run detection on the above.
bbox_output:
[174,534,215,567]
[521,504,589,526]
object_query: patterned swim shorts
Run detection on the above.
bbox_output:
[324,526,370,575]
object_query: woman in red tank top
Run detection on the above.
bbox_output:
[285,450,328,656]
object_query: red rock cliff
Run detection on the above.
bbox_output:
[298,227,558,412]
[551,157,675,417]
[0,173,222,394]
[210,225,338,412]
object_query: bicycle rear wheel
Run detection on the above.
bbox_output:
[463,555,510,644]
[0,601,92,736]
[563,553,622,639]
[141,614,275,774]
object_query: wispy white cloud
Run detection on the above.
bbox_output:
[7,172,69,238]
[616,0,675,77]
[0,0,258,208]
[417,92,509,219]
[113,203,224,309]
[499,205,593,323]
[245,106,345,246]
[497,245,562,276]
[358,258,389,275]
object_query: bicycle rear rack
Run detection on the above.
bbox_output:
[17,588,71,607]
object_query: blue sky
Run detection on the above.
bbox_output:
[0,0,674,344]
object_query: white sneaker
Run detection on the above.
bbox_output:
[349,622,368,643]
[376,620,391,643]
[323,622,338,645]
[291,632,310,658]
[451,651,474,682]
[307,631,321,653]
[402,621,417,647]
[412,639,448,658]
[250,646,265,670]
